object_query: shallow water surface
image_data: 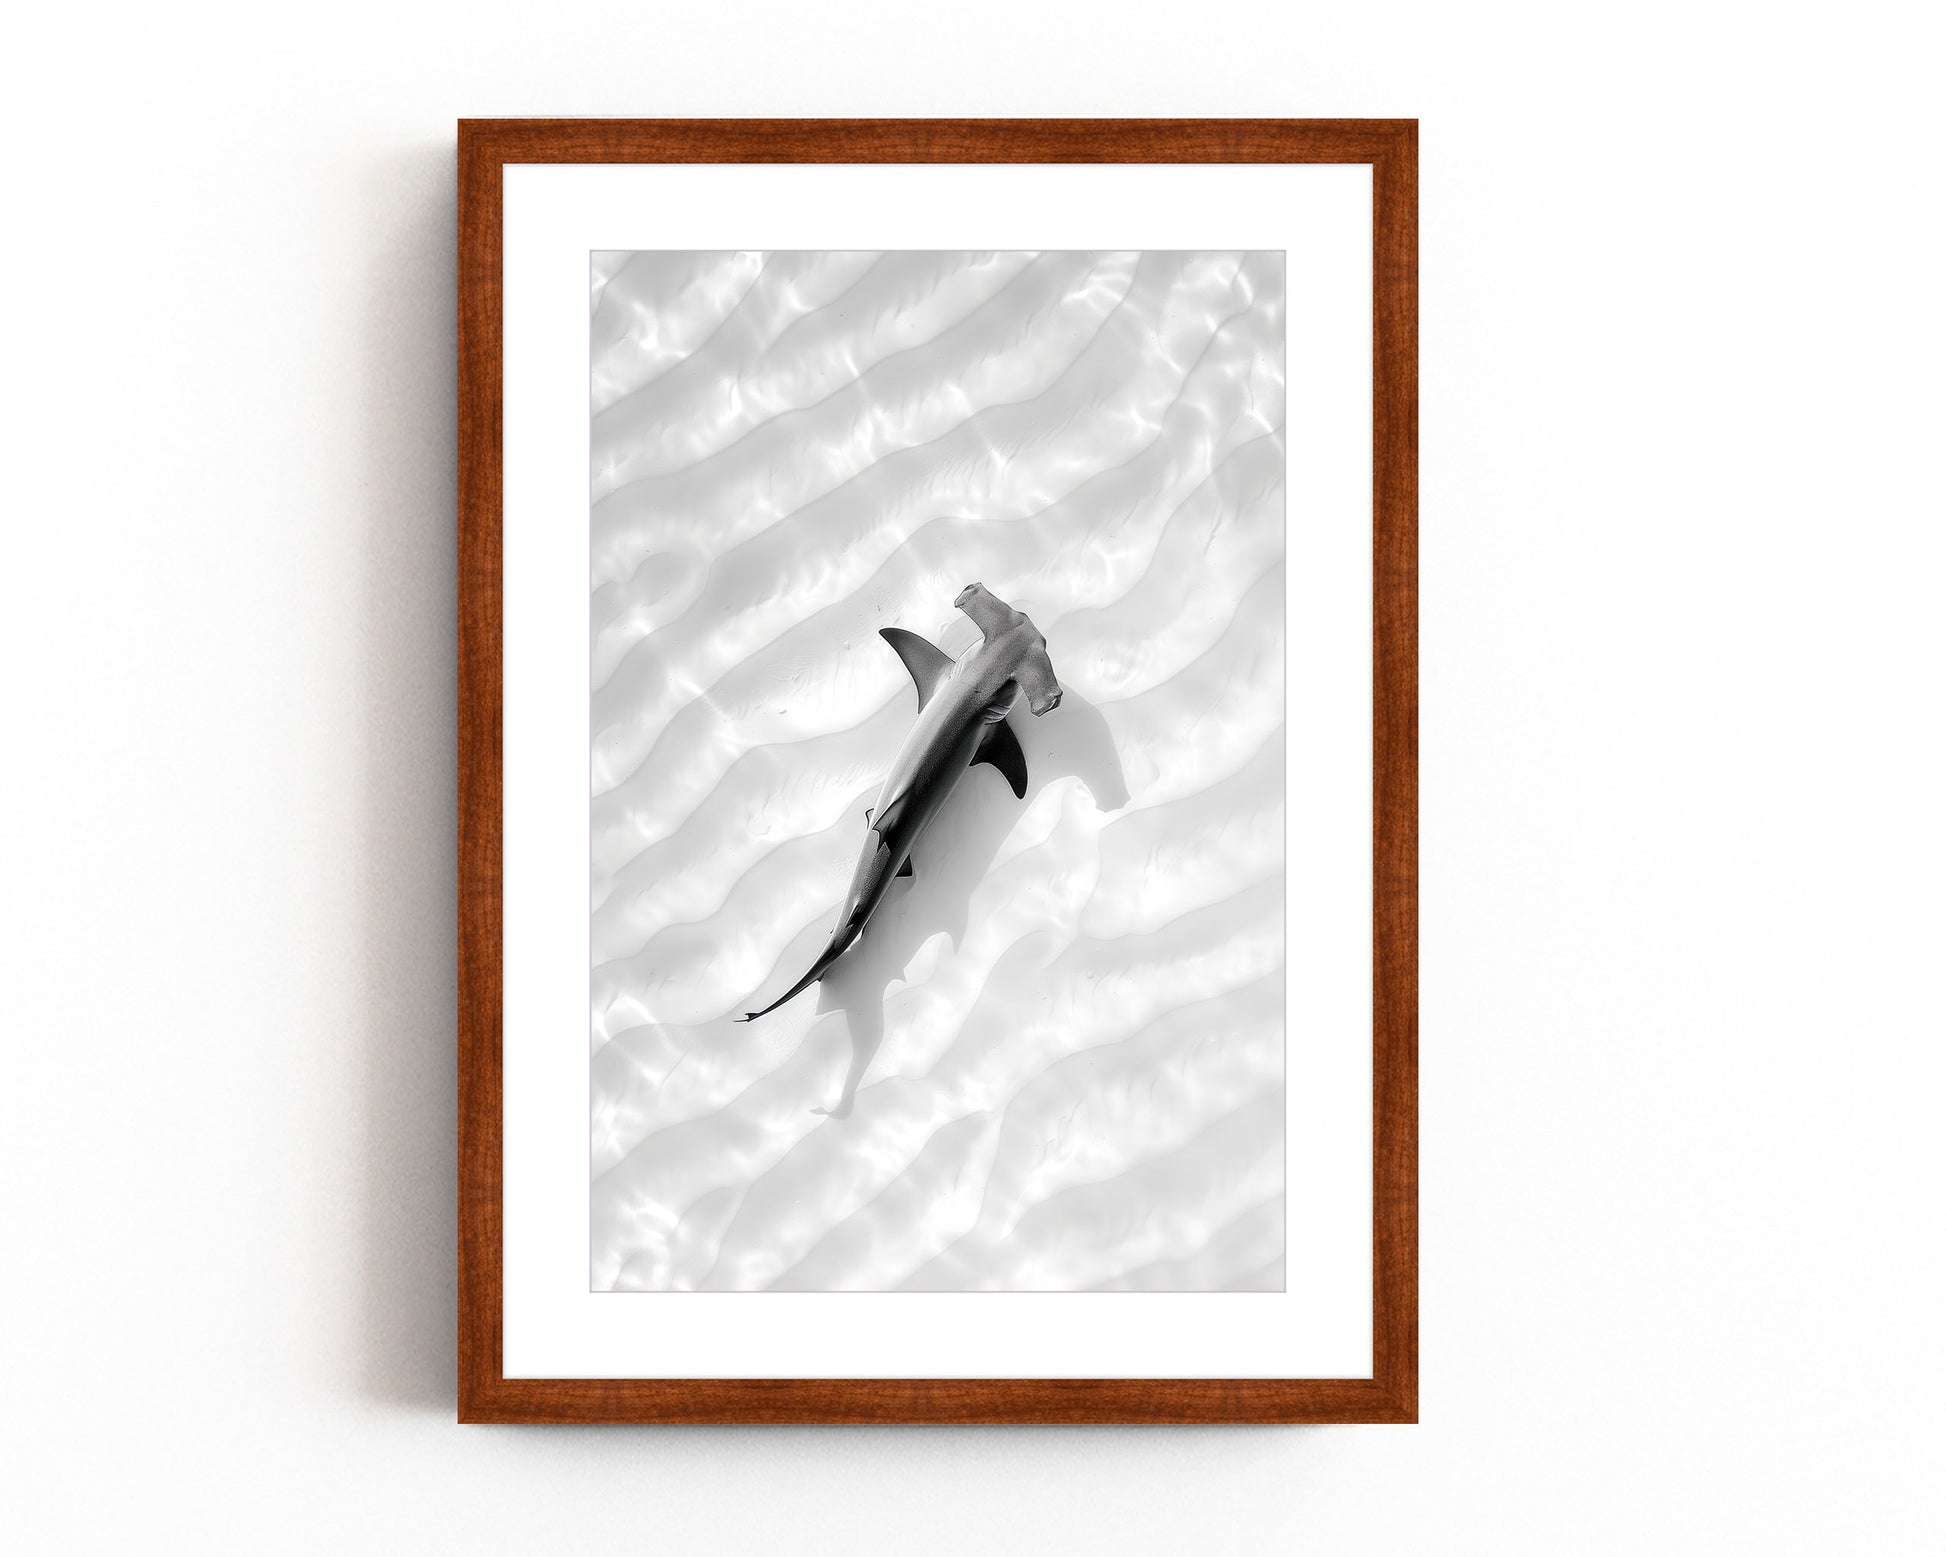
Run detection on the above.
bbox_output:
[589,251,1286,1291]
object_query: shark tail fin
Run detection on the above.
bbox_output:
[735,930,855,1022]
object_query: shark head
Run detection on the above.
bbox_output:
[951,584,1062,716]
[953,582,1025,642]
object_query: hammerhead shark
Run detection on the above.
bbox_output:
[737,583,1062,1022]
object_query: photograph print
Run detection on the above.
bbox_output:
[588,249,1287,1293]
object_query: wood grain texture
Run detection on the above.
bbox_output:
[456,120,506,1431]
[457,118,1416,1425]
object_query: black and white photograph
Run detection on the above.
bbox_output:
[588,250,1288,1292]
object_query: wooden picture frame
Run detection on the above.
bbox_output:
[458,118,1416,1423]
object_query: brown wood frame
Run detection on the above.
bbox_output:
[458,118,1416,1424]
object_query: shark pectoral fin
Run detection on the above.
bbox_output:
[974,719,1029,799]
[1014,645,1063,717]
[896,856,913,878]
[879,628,956,710]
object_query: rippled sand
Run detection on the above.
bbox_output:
[589,251,1286,1291]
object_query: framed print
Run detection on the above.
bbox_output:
[458,118,1416,1423]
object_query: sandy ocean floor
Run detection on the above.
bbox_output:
[588,251,1286,1291]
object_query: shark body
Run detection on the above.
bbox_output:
[737,583,1062,1022]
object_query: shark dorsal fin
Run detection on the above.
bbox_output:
[879,627,955,709]
[973,718,1029,798]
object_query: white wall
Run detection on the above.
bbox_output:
[2,2,1940,1551]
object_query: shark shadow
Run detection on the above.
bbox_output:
[807,689,1128,1118]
